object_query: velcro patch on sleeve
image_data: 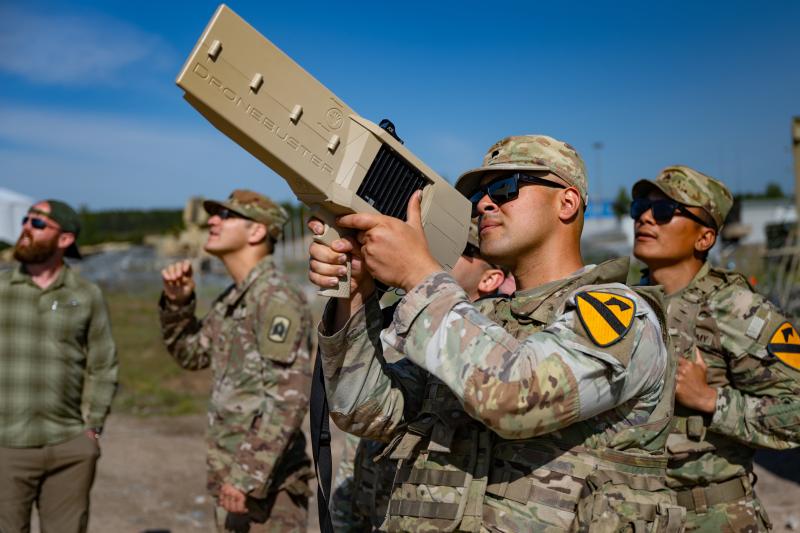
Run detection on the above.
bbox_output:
[267,315,291,343]
[768,321,800,370]
[575,291,636,347]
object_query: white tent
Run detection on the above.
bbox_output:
[0,188,33,244]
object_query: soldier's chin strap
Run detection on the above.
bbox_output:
[310,349,334,533]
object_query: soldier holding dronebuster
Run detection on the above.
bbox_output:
[330,220,514,531]
[308,135,685,531]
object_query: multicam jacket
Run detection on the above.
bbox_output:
[320,258,684,532]
[653,263,800,525]
[160,256,313,499]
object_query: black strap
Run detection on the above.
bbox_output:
[310,349,334,533]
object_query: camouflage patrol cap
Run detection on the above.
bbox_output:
[203,189,289,240]
[632,165,733,229]
[456,135,588,204]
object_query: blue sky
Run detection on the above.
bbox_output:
[0,0,797,210]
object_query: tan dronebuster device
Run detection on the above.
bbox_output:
[176,5,470,297]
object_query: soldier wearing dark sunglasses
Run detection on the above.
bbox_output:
[308,135,683,531]
[159,189,314,532]
[631,166,800,532]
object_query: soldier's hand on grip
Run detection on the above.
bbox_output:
[336,191,440,292]
[161,260,195,305]
[308,218,375,301]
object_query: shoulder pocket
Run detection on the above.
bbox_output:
[258,305,302,365]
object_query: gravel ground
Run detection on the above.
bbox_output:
[25,414,800,532]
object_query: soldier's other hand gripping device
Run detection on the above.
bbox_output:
[176,5,470,297]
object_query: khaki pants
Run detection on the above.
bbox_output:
[0,433,100,533]
[215,489,308,533]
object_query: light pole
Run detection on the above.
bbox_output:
[793,117,799,217]
[592,141,604,203]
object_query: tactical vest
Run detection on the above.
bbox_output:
[662,266,761,495]
[352,438,396,529]
[382,259,684,532]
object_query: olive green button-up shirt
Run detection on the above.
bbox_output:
[0,264,118,448]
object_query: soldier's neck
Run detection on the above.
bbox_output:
[23,256,65,290]
[647,258,704,296]
[221,248,268,285]
[513,240,584,291]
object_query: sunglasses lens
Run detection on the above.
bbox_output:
[487,177,518,204]
[22,216,48,230]
[630,199,647,219]
[651,201,677,223]
[462,243,480,258]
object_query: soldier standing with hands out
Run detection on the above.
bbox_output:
[159,190,314,533]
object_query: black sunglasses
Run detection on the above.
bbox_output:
[22,216,55,231]
[212,208,251,221]
[462,242,481,258]
[630,198,716,230]
[469,172,566,216]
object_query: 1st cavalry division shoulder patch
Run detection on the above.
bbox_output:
[768,322,800,370]
[575,291,636,347]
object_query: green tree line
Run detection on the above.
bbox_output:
[77,208,184,246]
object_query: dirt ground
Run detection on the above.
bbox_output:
[27,414,800,532]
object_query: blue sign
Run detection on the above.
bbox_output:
[585,200,615,219]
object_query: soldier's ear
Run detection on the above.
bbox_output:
[694,227,716,253]
[557,187,581,223]
[478,268,505,296]
[247,222,269,245]
[57,232,76,251]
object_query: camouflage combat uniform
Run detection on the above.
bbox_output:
[160,255,314,532]
[320,258,685,532]
[330,433,395,532]
[657,264,800,532]
[633,166,800,532]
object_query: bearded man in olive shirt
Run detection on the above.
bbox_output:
[0,199,118,533]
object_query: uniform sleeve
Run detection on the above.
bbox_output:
[318,294,428,441]
[228,290,313,495]
[158,293,213,371]
[82,286,119,429]
[389,272,667,440]
[708,287,800,449]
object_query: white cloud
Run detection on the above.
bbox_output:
[0,5,172,86]
[0,103,295,209]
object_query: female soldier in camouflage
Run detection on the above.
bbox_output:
[632,166,800,532]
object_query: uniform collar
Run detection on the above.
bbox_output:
[666,261,711,302]
[223,255,276,306]
[11,262,72,291]
[509,257,630,322]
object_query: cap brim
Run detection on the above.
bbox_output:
[632,179,704,209]
[202,199,248,218]
[455,164,550,196]
[632,179,661,199]
[65,242,82,260]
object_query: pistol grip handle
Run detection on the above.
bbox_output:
[312,211,351,299]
